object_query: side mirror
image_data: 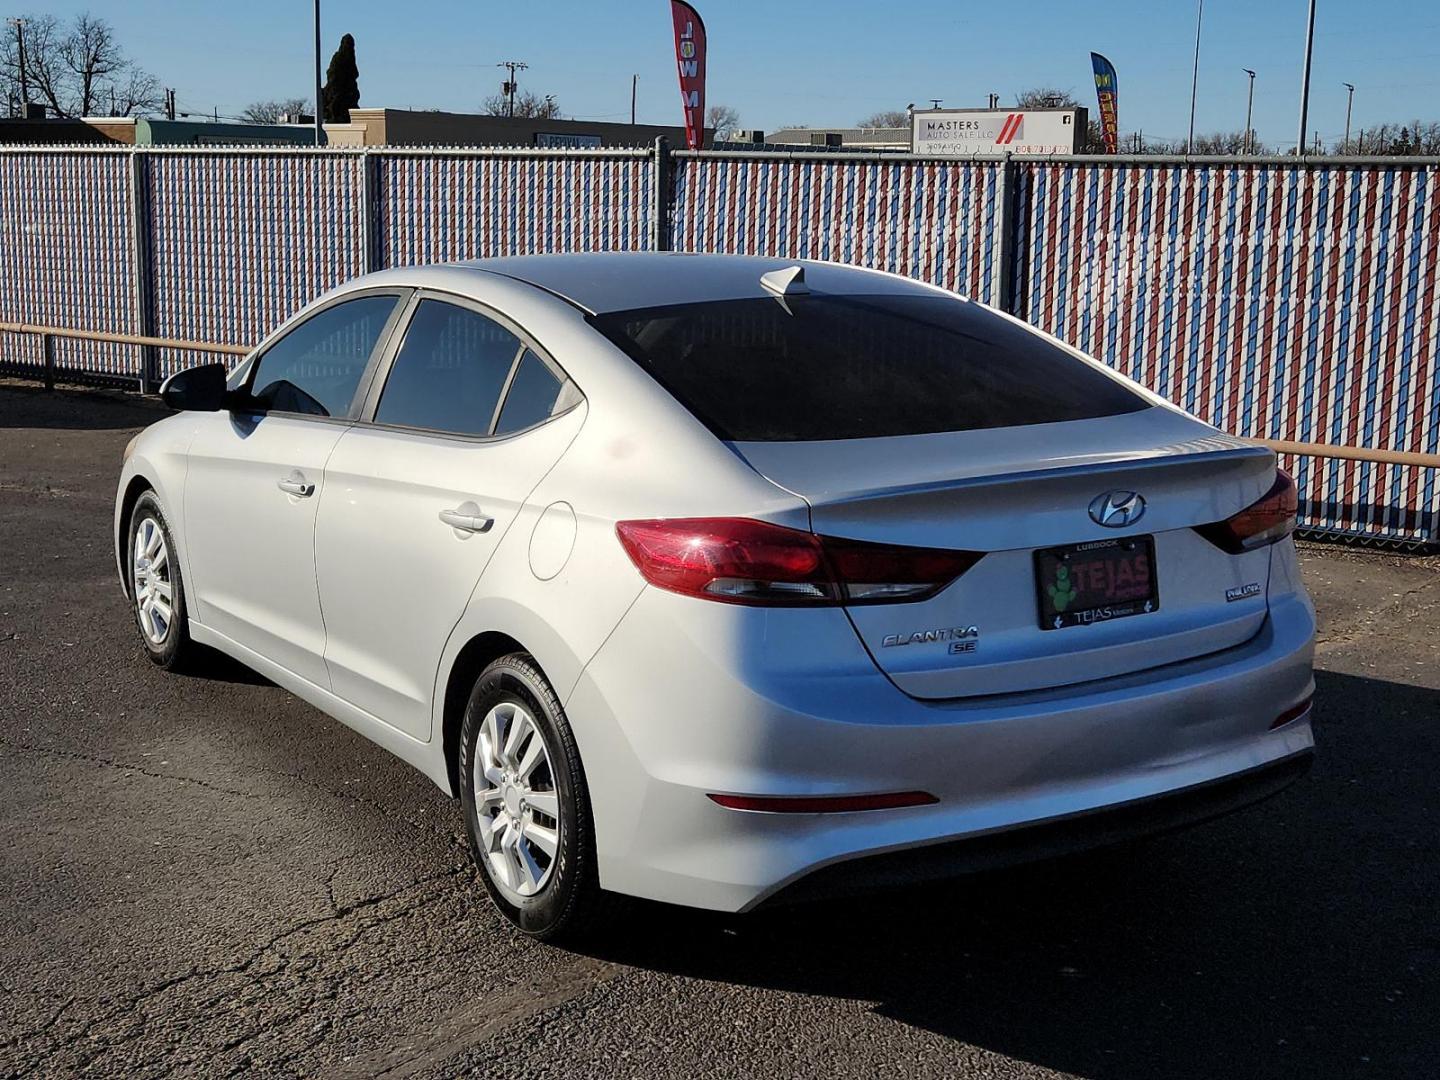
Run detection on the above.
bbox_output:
[159,362,230,412]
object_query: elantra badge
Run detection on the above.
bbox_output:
[1088,490,1146,528]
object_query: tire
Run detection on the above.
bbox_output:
[127,491,195,671]
[459,653,607,941]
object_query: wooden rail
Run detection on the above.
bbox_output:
[0,320,250,393]
[1,320,1437,470]
[1256,438,1440,470]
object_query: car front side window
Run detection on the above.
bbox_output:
[247,295,399,418]
[374,300,525,436]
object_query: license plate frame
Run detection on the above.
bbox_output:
[1034,536,1159,631]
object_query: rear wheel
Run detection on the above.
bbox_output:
[460,654,606,940]
[128,492,196,670]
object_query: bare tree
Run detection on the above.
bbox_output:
[108,63,162,117]
[243,97,312,124]
[480,88,561,119]
[59,13,123,116]
[857,109,910,128]
[1,12,161,117]
[706,103,740,138]
[1331,120,1440,155]
[1016,87,1080,110]
[1014,86,1104,150]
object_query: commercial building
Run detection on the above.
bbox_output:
[757,127,910,152]
[325,108,698,148]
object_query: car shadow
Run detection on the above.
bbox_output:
[0,382,166,429]
[576,669,1439,1079]
[177,643,274,687]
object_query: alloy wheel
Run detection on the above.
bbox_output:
[473,700,562,903]
[132,516,174,646]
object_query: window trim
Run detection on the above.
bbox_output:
[236,287,414,424]
[354,288,583,444]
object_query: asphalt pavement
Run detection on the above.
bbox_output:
[1,379,1437,1079]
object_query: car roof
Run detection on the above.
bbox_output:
[444,252,952,314]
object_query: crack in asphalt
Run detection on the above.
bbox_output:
[0,739,263,801]
[3,864,475,1077]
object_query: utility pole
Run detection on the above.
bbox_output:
[1342,81,1355,154]
[631,74,638,125]
[1242,69,1256,155]
[1297,0,1316,154]
[313,0,323,145]
[7,18,28,109]
[497,60,528,118]
[1187,0,1204,154]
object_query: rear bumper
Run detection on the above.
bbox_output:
[767,748,1313,907]
[565,586,1316,914]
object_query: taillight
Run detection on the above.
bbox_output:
[615,518,981,606]
[1195,469,1298,553]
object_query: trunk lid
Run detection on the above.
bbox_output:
[736,407,1277,699]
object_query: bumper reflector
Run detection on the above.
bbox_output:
[707,791,938,814]
[1270,696,1314,729]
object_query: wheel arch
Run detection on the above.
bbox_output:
[117,472,158,599]
[441,630,530,797]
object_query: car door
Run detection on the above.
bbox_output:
[314,293,585,739]
[183,291,407,688]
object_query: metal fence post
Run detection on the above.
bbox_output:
[360,148,381,273]
[995,153,1019,315]
[651,136,672,252]
[42,332,54,391]
[128,149,159,393]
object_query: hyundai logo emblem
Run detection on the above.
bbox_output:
[1089,490,1146,528]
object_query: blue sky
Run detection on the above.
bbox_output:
[64,1,1440,147]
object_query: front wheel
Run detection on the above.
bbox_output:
[459,654,606,940]
[128,491,196,670]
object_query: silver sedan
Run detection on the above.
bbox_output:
[115,253,1316,939]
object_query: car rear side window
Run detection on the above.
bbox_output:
[494,350,563,435]
[249,295,397,418]
[589,294,1149,441]
[376,300,523,436]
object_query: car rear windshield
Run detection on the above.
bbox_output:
[588,294,1149,441]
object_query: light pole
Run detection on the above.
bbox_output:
[1297,0,1316,154]
[497,61,529,118]
[631,74,638,125]
[1242,68,1256,154]
[7,18,28,112]
[1343,81,1355,154]
[1187,0,1204,153]
[312,0,322,145]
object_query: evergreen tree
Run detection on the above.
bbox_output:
[321,33,359,124]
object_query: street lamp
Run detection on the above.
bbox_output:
[1297,0,1316,154]
[313,0,322,145]
[1343,82,1355,154]
[1187,0,1204,154]
[1242,68,1256,154]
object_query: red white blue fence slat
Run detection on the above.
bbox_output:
[1015,161,1440,541]
[0,151,140,377]
[147,152,366,376]
[377,153,651,267]
[669,156,1002,304]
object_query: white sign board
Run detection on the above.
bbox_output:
[911,109,1084,157]
[535,132,603,148]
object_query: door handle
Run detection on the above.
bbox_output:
[439,505,494,534]
[277,471,314,497]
